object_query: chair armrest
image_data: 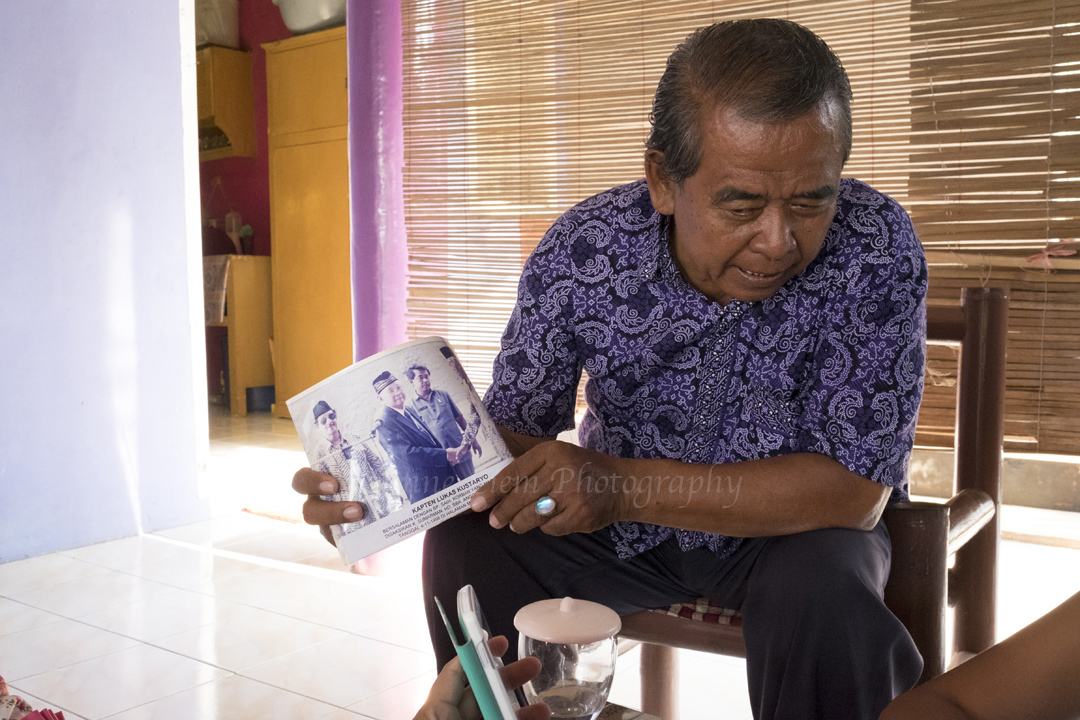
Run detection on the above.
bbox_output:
[946,488,996,556]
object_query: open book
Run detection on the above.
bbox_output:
[287,337,514,564]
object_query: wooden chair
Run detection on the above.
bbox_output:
[618,287,1009,720]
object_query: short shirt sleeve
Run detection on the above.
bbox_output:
[795,203,928,492]
[483,230,583,438]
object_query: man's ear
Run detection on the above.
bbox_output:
[643,149,676,216]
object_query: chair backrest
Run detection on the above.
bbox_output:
[886,287,1009,681]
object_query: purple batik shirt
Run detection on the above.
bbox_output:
[483,178,928,560]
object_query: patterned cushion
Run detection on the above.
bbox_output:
[651,599,743,627]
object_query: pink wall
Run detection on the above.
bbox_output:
[199,0,292,259]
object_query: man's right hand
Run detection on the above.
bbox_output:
[291,468,363,546]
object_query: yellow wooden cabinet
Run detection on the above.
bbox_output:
[196,46,255,161]
[264,27,352,419]
[206,256,275,416]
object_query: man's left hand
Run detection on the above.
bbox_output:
[470,441,630,536]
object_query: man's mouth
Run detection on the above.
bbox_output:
[736,267,785,283]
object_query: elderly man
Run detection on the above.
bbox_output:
[372,371,459,502]
[296,19,926,720]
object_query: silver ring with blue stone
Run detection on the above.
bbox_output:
[534,495,557,517]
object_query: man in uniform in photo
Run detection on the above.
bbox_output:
[406,363,482,480]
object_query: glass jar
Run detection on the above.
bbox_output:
[514,597,621,720]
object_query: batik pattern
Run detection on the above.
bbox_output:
[484,178,927,559]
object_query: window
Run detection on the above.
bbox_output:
[402,0,1080,453]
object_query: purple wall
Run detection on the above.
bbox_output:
[348,0,409,360]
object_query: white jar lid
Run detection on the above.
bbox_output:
[513,597,622,645]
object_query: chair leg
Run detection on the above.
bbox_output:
[639,643,678,720]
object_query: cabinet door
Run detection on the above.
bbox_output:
[270,138,352,414]
[266,34,348,138]
[196,47,212,123]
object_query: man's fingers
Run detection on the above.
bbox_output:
[472,447,550,514]
[301,497,363,527]
[502,492,555,534]
[292,467,340,495]
[494,463,560,531]
[537,509,576,537]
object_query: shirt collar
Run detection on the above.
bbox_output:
[636,205,669,283]
[638,212,752,322]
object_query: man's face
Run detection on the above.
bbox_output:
[446,356,468,383]
[316,410,342,446]
[378,381,407,411]
[644,101,845,305]
[410,368,432,399]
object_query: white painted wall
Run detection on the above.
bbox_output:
[0,2,210,562]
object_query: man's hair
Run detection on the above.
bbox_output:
[646,19,852,184]
[404,364,429,381]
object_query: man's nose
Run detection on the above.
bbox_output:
[752,208,796,259]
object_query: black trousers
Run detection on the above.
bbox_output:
[423,510,923,720]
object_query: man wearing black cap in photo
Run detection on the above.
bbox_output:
[371,371,458,502]
[312,400,353,460]
[311,400,404,530]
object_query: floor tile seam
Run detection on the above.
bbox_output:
[236,654,433,713]
[145,532,392,586]
[0,561,115,595]
[231,648,358,711]
[1,613,142,654]
[8,684,89,720]
[140,608,350,654]
[253,603,379,635]
[0,595,70,629]
[54,548,193,576]
[86,672,232,720]
[90,671,357,720]
[3,632,145,684]
[70,601,260,644]
[234,634,433,706]
[347,627,438,658]
[330,709,379,720]
[7,573,185,620]
[342,666,440,714]
[133,633,283,678]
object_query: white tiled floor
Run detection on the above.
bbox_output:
[2,406,1078,719]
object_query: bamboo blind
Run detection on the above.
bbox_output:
[401,0,1080,454]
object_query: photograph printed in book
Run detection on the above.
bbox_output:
[287,337,514,564]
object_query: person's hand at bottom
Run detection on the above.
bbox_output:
[413,635,550,720]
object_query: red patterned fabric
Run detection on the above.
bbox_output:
[650,599,743,627]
